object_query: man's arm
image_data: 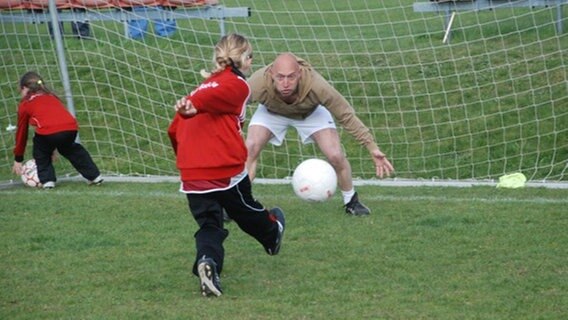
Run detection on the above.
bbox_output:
[311,71,394,177]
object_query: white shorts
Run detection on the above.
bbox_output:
[249,104,337,146]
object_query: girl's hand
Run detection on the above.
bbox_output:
[12,161,23,175]
[175,97,197,117]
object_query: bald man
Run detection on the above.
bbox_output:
[246,53,394,216]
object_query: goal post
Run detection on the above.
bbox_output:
[0,0,566,187]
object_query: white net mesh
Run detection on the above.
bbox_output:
[1,0,567,184]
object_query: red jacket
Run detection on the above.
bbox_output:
[13,93,78,160]
[168,67,250,182]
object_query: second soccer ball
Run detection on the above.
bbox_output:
[21,159,41,188]
[292,158,337,202]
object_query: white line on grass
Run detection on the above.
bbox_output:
[1,189,567,205]
[360,194,568,205]
[2,176,568,189]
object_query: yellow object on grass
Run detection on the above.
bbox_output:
[496,172,527,189]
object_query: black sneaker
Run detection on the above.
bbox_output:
[266,207,285,255]
[344,192,370,216]
[197,257,222,297]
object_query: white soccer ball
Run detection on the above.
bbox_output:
[21,159,41,188]
[292,158,337,202]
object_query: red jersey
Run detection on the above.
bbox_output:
[13,93,78,160]
[168,67,250,184]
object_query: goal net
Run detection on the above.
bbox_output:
[1,0,566,186]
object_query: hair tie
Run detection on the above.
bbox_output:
[37,80,43,85]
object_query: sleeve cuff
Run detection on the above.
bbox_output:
[365,142,379,153]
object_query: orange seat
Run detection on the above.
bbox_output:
[160,0,218,7]
[160,0,200,7]
[71,0,114,9]
[0,0,26,10]
[115,0,160,8]
[25,0,73,9]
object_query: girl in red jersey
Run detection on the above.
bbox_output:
[12,71,103,189]
[168,34,285,297]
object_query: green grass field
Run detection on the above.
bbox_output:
[1,182,566,319]
[1,3,567,317]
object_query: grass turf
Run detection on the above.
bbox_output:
[1,182,566,319]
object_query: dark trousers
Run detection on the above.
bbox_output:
[70,20,91,38]
[186,176,279,276]
[33,8,91,38]
[33,131,100,183]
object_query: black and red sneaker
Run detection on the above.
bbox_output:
[266,207,285,255]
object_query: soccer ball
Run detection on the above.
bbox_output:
[292,158,337,202]
[21,159,41,188]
